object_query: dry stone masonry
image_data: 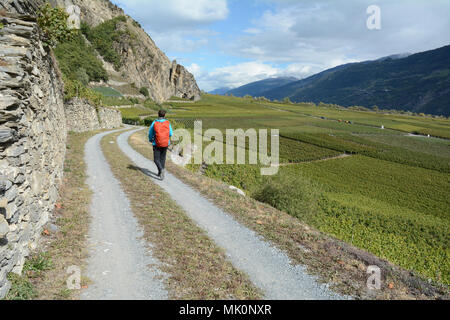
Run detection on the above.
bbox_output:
[0,12,122,298]
[65,98,122,132]
[0,14,66,298]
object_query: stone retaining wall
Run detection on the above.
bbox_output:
[0,13,122,298]
[0,14,67,297]
[65,98,122,133]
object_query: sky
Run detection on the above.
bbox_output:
[112,0,450,92]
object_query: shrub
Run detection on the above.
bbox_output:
[75,68,89,86]
[37,3,77,47]
[253,173,320,221]
[139,87,149,97]
[63,75,103,106]
[81,16,130,70]
[54,33,108,82]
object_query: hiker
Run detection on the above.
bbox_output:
[148,110,173,180]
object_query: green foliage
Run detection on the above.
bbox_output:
[63,75,103,106]
[54,32,108,82]
[75,68,89,86]
[81,16,130,70]
[282,132,450,173]
[5,274,37,300]
[93,86,123,97]
[254,173,319,221]
[23,253,53,278]
[119,107,152,119]
[169,94,450,285]
[139,87,149,97]
[37,3,77,48]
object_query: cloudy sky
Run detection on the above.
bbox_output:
[112,0,450,92]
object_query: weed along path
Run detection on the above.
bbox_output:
[81,128,168,300]
[118,128,348,300]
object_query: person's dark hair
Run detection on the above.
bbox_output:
[158,109,166,118]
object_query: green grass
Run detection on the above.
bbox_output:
[119,107,154,118]
[93,86,123,97]
[4,274,37,300]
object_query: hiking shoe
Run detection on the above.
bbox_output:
[160,169,165,181]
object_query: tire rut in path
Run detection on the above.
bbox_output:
[81,129,168,300]
[119,128,349,300]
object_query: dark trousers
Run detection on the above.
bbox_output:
[153,146,168,174]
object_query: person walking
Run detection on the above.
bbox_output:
[148,110,173,180]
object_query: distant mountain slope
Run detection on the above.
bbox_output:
[264,45,450,116]
[209,87,232,95]
[225,77,298,97]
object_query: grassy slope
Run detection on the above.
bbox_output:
[166,94,450,286]
[130,129,448,299]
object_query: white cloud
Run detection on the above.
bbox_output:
[224,0,450,69]
[188,61,280,91]
[115,0,229,31]
[113,0,228,54]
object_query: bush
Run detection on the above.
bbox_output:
[75,68,89,86]
[122,116,141,125]
[139,87,149,97]
[63,75,103,106]
[254,173,320,221]
[37,3,77,47]
[81,16,130,70]
[54,33,108,82]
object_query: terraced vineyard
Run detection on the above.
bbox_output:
[165,94,450,286]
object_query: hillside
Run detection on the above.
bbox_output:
[262,46,450,116]
[1,0,201,103]
[225,77,297,98]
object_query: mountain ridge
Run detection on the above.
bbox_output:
[222,77,298,98]
[263,45,450,116]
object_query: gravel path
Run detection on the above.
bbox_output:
[118,128,348,300]
[80,129,168,300]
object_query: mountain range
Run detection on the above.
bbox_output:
[212,46,450,116]
[222,77,298,98]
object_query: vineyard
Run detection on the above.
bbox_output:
[135,94,450,285]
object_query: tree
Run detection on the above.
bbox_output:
[283,97,293,104]
[75,68,89,86]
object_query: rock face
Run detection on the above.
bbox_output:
[65,0,201,103]
[0,0,45,15]
[0,14,67,297]
[65,98,122,132]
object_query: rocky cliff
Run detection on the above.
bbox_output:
[76,0,201,102]
[71,0,201,102]
[2,0,202,103]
